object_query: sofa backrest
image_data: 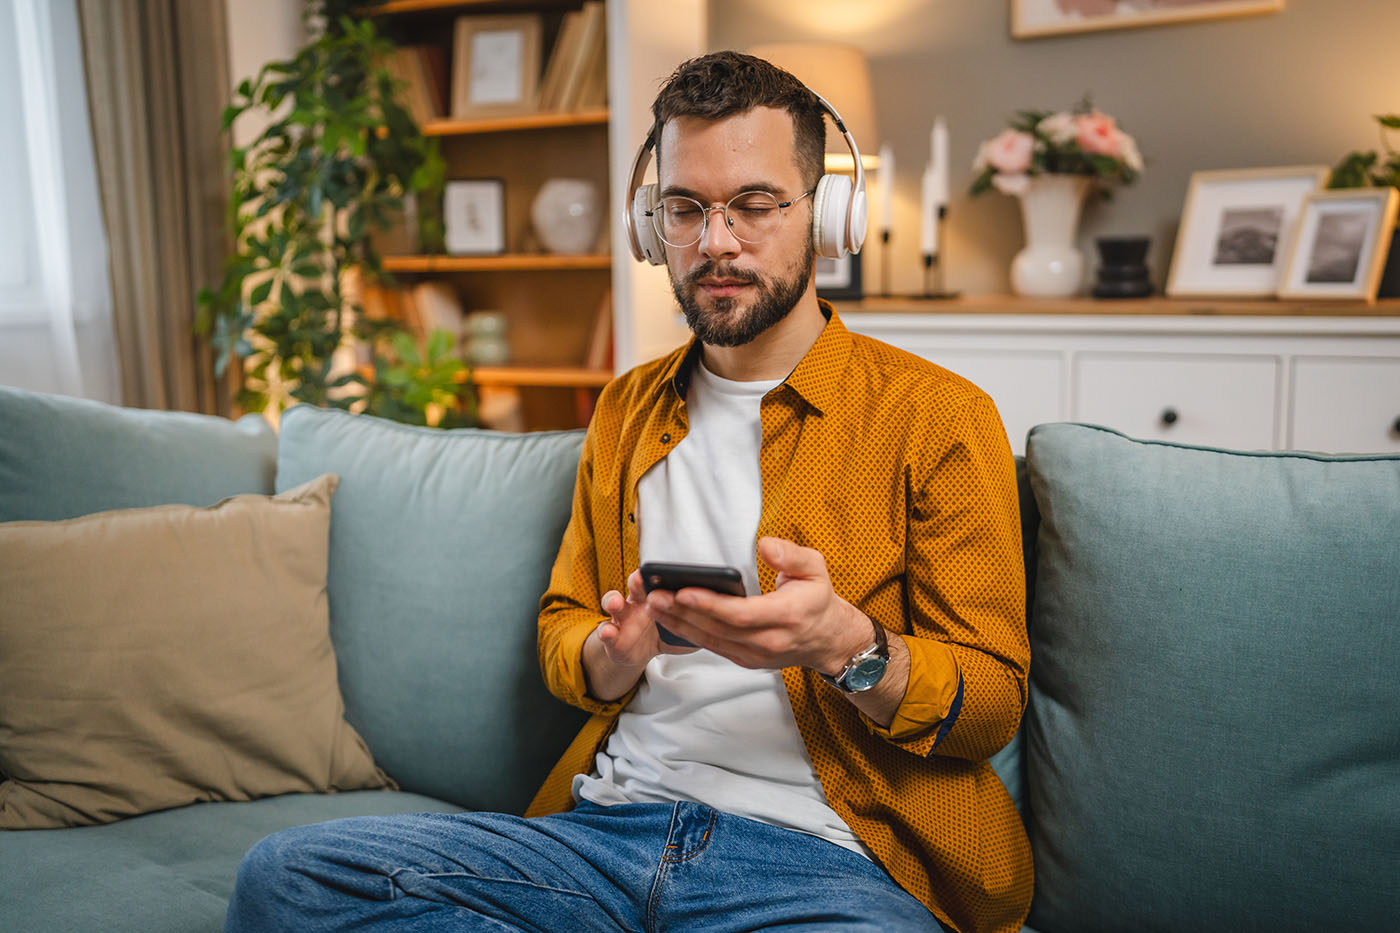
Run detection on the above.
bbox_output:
[1020,422,1400,933]
[0,386,276,522]
[276,406,590,815]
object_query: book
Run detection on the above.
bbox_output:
[411,282,466,346]
[584,287,613,371]
[384,47,439,125]
[573,17,608,111]
[536,11,582,112]
[556,2,605,113]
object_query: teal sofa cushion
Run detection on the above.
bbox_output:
[0,790,460,933]
[0,386,276,521]
[276,407,589,814]
[1023,423,1400,933]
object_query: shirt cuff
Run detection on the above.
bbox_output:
[870,636,962,754]
[555,619,638,716]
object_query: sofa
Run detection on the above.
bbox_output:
[0,383,1396,933]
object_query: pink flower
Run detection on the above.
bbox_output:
[1076,110,1123,158]
[980,129,1035,175]
[1039,111,1078,146]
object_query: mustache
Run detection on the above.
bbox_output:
[685,261,761,287]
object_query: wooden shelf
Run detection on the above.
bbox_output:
[383,254,610,272]
[362,0,577,14]
[422,109,609,136]
[468,366,613,388]
[838,295,1400,318]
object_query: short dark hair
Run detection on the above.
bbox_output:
[650,51,826,189]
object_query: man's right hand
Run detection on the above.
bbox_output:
[583,569,698,701]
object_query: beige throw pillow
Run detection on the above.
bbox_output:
[0,474,393,829]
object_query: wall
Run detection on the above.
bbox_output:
[709,0,1400,297]
[224,0,305,147]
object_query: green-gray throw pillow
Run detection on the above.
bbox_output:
[0,385,276,521]
[1023,423,1400,932]
[276,406,589,814]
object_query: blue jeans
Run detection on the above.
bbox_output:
[225,800,941,931]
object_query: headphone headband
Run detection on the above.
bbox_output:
[625,94,868,263]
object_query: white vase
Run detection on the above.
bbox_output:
[531,178,602,254]
[1010,175,1092,297]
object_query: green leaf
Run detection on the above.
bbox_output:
[1377,114,1400,130]
[249,278,274,305]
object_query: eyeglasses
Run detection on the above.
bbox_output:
[647,189,815,248]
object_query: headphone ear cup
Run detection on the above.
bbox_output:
[631,184,666,265]
[811,174,852,260]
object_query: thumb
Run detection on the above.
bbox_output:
[758,536,823,578]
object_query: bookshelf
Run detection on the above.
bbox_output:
[365,0,615,431]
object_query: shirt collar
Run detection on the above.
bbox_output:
[664,299,853,417]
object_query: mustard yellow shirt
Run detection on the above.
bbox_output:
[529,305,1032,933]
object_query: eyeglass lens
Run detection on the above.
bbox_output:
[653,191,786,247]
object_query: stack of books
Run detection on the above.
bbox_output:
[536,1,608,113]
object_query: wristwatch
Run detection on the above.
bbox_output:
[819,615,889,694]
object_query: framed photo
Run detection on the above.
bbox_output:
[1278,188,1399,303]
[444,179,506,255]
[1012,0,1283,39]
[814,254,863,301]
[450,15,542,118]
[1166,165,1329,298]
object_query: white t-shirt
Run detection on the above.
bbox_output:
[572,357,871,858]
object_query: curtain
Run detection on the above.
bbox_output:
[76,0,232,414]
[0,0,119,403]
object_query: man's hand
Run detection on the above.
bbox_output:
[582,569,697,702]
[645,537,872,675]
[645,536,910,726]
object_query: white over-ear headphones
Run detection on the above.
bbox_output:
[625,92,868,266]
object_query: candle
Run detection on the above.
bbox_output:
[878,142,894,234]
[920,163,938,258]
[932,116,950,208]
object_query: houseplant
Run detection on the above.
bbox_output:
[1329,113,1400,297]
[196,0,472,427]
[971,100,1143,297]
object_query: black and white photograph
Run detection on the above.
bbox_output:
[1305,212,1367,283]
[1012,0,1283,39]
[449,15,542,118]
[444,179,506,255]
[1212,207,1283,266]
[1166,165,1329,297]
[1279,188,1399,302]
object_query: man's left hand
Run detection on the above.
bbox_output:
[645,536,872,674]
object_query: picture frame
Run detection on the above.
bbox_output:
[1278,188,1399,304]
[1166,165,1330,298]
[449,15,542,118]
[444,179,506,255]
[814,254,863,301]
[1012,0,1284,39]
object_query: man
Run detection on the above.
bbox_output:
[227,51,1030,932]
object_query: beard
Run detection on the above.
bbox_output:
[670,236,814,348]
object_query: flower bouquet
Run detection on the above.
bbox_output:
[970,100,1143,198]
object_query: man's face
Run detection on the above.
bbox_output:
[657,108,815,348]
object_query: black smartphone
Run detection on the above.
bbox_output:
[639,561,746,648]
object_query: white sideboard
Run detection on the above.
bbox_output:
[838,297,1400,456]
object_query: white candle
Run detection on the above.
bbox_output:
[932,116,950,208]
[920,164,938,258]
[878,142,894,234]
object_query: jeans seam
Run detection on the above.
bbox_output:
[660,807,716,864]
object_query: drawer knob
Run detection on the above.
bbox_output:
[1392,416,1400,436]
[1160,407,1180,427]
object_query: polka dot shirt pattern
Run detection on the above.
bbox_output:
[529,305,1032,933]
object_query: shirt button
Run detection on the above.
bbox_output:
[628,512,635,523]
[661,433,671,443]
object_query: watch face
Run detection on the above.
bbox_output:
[845,655,888,692]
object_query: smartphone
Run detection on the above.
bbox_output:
[639,561,746,648]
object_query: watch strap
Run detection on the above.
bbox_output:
[820,614,889,692]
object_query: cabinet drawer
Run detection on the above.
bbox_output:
[1074,352,1279,449]
[1291,356,1400,453]
[902,348,1063,456]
